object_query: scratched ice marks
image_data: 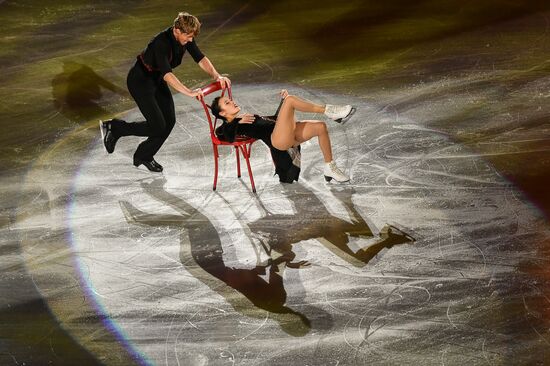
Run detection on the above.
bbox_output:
[61,84,548,365]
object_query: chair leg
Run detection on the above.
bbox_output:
[235,146,241,178]
[242,144,256,193]
[213,145,219,191]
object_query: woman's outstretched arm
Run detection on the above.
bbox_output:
[266,89,289,120]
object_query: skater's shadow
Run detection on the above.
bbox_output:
[120,178,315,336]
[51,61,127,123]
[246,183,414,268]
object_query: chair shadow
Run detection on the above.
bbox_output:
[51,61,127,123]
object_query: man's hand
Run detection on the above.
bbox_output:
[217,76,231,89]
[237,113,254,124]
[190,88,204,101]
[280,89,289,99]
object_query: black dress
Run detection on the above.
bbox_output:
[215,100,300,183]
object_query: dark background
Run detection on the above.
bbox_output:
[1,1,549,364]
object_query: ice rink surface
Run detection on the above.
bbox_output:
[11,84,549,365]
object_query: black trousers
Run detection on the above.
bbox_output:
[111,62,175,161]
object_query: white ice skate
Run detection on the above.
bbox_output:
[324,104,356,123]
[323,161,350,183]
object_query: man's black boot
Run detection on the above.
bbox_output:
[133,157,163,172]
[99,119,121,153]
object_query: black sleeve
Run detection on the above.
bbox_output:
[186,39,205,63]
[216,121,238,143]
[266,98,284,120]
[153,37,173,77]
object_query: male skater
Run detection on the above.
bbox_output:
[99,12,230,172]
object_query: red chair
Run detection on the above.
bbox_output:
[198,81,257,193]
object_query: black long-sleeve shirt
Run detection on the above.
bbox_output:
[215,99,283,143]
[138,27,205,77]
[215,99,300,183]
[215,115,275,143]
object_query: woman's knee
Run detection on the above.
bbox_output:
[282,95,298,107]
[312,121,328,136]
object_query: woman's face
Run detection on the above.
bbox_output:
[217,96,240,119]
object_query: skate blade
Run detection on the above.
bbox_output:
[99,120,106,141]
[324,175,350,184]
[340,107,357,124]
[133,163,163,173]
[99,120,110,153]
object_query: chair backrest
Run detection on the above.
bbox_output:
[199,80,233,139]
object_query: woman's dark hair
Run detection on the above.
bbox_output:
[210,96,224,120]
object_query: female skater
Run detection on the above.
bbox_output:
[211,90,355,183]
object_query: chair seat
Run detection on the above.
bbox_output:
[212,135,256,146]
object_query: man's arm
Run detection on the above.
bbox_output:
[163,72,203,99]
[198,57,231,89]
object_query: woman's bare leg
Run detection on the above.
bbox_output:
[271,95,325,151]
[294,120,333,162]
[294,119,350,182]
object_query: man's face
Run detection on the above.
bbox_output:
[174,28,194,45]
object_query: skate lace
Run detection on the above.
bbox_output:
[327,105,346,115]
[330,162,344,175]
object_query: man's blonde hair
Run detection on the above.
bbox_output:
[174,12,201,36]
